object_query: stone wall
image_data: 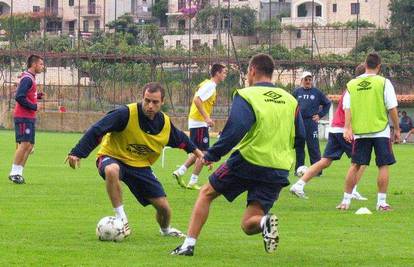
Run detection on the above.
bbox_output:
[0,101,227,133]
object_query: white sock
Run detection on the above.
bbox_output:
[161,226,171,233]
[352,185,358,194]
[294,179,306,190]
[189,174,199,185]
[377,193,387,206]
[114,205,127,220]
[176,165,187,176]
[182,236,197,248]
[342,192,353,204]
[10,164,23,176]
[260,216,267,229]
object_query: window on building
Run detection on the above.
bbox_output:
[33,6,40,12]
[178,20,185,30]
[178,0,186,10]
[69,0,74,6]
[222,18,231,29]
[351,3,360,15]
[297,4,307,17]
[94,20,100,32]
[83,20,89,32]
[333,4,337,13]
[88,0,96,14]
[192,39,201,51]
[176,40,181,48]
[68,21,75,34]
[0,6,3,15]
[296,29,301,39]
[315,5,322,16]
[213,39,218,47]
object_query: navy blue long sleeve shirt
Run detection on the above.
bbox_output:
[70,103,196,159]
[15,76,37,111]
[292,87,331,119]
[204,82,306,184]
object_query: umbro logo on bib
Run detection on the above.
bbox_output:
[357,80,371,91]
[263,91,285,104]
[127,144,155,155]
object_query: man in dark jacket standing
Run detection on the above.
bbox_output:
[293,71,331,174]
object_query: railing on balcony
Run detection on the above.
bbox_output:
[42,7,63,17]
[282,16,327,26]
[135,9,152,20]
[74,5,102,17]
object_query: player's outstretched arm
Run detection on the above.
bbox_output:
[65,155,81,169]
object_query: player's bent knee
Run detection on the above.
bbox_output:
[20,142,33,151]
[321,159,332,168]
[240,221,255,235]
[199,184,215,198]
[151,197,170,211]
[104,164,120,180]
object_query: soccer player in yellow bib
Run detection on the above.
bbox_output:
[171,54,306,256]
[66,83,204,238]
[337,53,400,211]
[173,63,227,190]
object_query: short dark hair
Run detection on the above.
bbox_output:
[355,63,365,77]
[365,52,381,69]
[210,63,226,77]
[249,53,275,78]
[27,54,43,69]
[142,82,165,100]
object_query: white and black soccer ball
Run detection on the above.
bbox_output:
[96,216,125,242]
[296,165,308,177]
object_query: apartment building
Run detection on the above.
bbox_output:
[167,0,283,30]
[0,0,153,34]
[282,0,390,28]
[0,0,42,15]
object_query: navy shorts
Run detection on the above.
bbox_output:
[96,155,166,206]
[190,127,210,150]
[323,132,352,160]
[209,163,284,214]
[351,138,396,166]
[14,117,36,144]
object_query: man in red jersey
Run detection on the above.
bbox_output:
[8,55,44,184]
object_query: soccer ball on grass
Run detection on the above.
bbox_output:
[296,165,308,177]
[96,216,125,242]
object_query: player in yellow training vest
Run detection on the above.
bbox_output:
[337,53,400,212]
[173,63,227,190]
[66,82,204,239]
[171,54,306,256]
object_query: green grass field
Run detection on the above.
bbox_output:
[0,130,413,266]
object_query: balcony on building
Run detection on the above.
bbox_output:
[42,6,64,18]
[135,6,152,20]
[74,5,102,17]
[282,1,327,26]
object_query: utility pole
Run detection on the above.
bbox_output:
[311,0,314,61]
[268,0,272,54]
[355,0,360,52]
[77,0,81,112]
[103,0,106,32]
[187,0,192,113]
[217,0,221,46]
[8,0,13,111]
